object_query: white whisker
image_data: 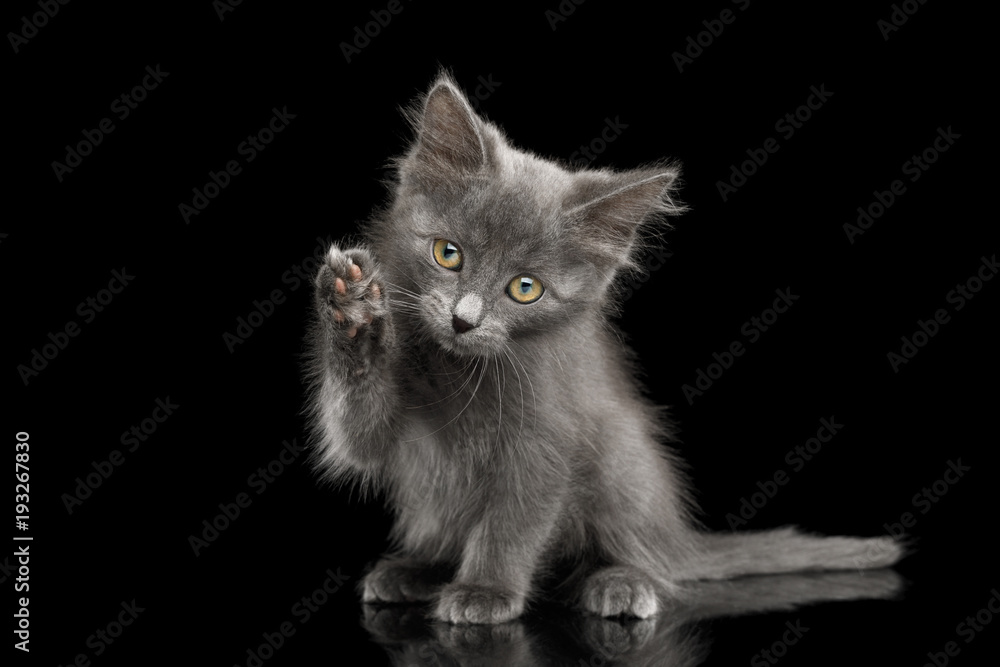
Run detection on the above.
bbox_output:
[501,344,525,455]
[507,340,537,431]
[405,357,477,409]
[494,352,503,452]
[385,281,423,300]
[402,356,488,443]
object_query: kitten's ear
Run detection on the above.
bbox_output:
[401,76,487,188]
[564,167,682,271]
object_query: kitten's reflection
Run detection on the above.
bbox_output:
[362,569,903,666]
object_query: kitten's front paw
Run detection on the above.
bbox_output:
[315,245,389,361]
[433,583,525,625]
[580,567,660,618]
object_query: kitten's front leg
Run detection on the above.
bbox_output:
[308,245,400,473]
[433,490,564,624]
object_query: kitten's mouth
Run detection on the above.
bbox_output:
[435,326,494,358]
[442,330,480,355]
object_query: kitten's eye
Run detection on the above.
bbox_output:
[507,275,543,304]
[433,239,463,270]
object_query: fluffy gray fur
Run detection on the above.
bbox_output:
[304,73,904,625]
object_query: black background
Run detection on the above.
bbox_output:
[6,1,996,665]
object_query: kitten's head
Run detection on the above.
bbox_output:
[372,73,684,357]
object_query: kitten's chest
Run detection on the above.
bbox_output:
[400,354,530,447]
[390,423,494,556]
[389,355,535,542]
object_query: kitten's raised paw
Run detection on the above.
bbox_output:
[580,566,660,618]
[433,583,525,625]
[361,560,446,604]
[315,245,389,353]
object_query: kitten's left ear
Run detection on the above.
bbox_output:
[564,166,683,273]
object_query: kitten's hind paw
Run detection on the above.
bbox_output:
[361,560,448,604]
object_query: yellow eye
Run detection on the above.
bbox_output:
[507,274,544,304]
[433,239,463,270]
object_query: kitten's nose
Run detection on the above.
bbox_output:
[452,294,483,334]
[452,314,476,334]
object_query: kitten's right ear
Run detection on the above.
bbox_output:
[563,167,683,274]
[400,77,487,189]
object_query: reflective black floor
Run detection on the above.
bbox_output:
[361,571,906,666]
[298,560,997,667]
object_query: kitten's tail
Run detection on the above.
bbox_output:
[681,527,906,581]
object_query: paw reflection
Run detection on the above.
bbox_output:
[577,615,658,658]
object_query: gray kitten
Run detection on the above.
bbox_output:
[304,73,904,624]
